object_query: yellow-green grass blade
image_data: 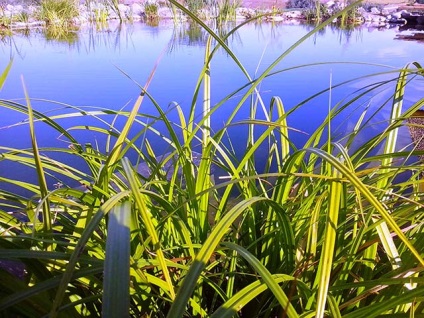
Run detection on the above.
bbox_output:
[194,35,213,241]
[102,201,131,318]
[21,77,52,236]
[0,60,12,91]
[314,162,342,318]
[371,64,414,271]
[121,157,176,300]
[273,96,290,161]
[327,294,342,318]
[193,36,213,308]
[331,143,370,302]
[95,50,164,200]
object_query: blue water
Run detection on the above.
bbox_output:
[1,21,423,194]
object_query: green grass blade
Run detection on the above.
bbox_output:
[196,35,213,240]
[314,163,342,318]
[21,77,52,236]
[102,201,131,318]
[49,192,128,317]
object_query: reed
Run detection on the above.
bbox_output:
[1,3,424,317]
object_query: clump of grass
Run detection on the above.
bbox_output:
[144,0,159,20]
[0,4,12,29]
[37,0,79,27]
[1,2,424,317]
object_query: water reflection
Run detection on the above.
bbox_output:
[1,19,384,58]
[43,25,80,44]
[1,18,423,198]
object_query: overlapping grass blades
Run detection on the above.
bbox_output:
[1,5,424,318]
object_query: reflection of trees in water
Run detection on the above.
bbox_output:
[0,32,26,59]
[0,22,138,55]
[305,22,363,46]
[0,26,81,56]
[86,22,136,53]
[1,21,370,60]
[43,25,80,45]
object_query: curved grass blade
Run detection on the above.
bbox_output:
[372,63,414,270]
[21,77,52,236]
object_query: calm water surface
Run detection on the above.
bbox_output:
[1,21,423,191]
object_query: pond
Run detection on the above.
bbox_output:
[0,20,423,193]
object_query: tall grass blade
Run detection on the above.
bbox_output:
[196,35,213,241]
[21,77,52,236]
[373,64,416,271]
[102,201,131,318]
[98,48,165,196]
[314,161,342,318]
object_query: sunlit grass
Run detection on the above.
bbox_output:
[1,3,424,317]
